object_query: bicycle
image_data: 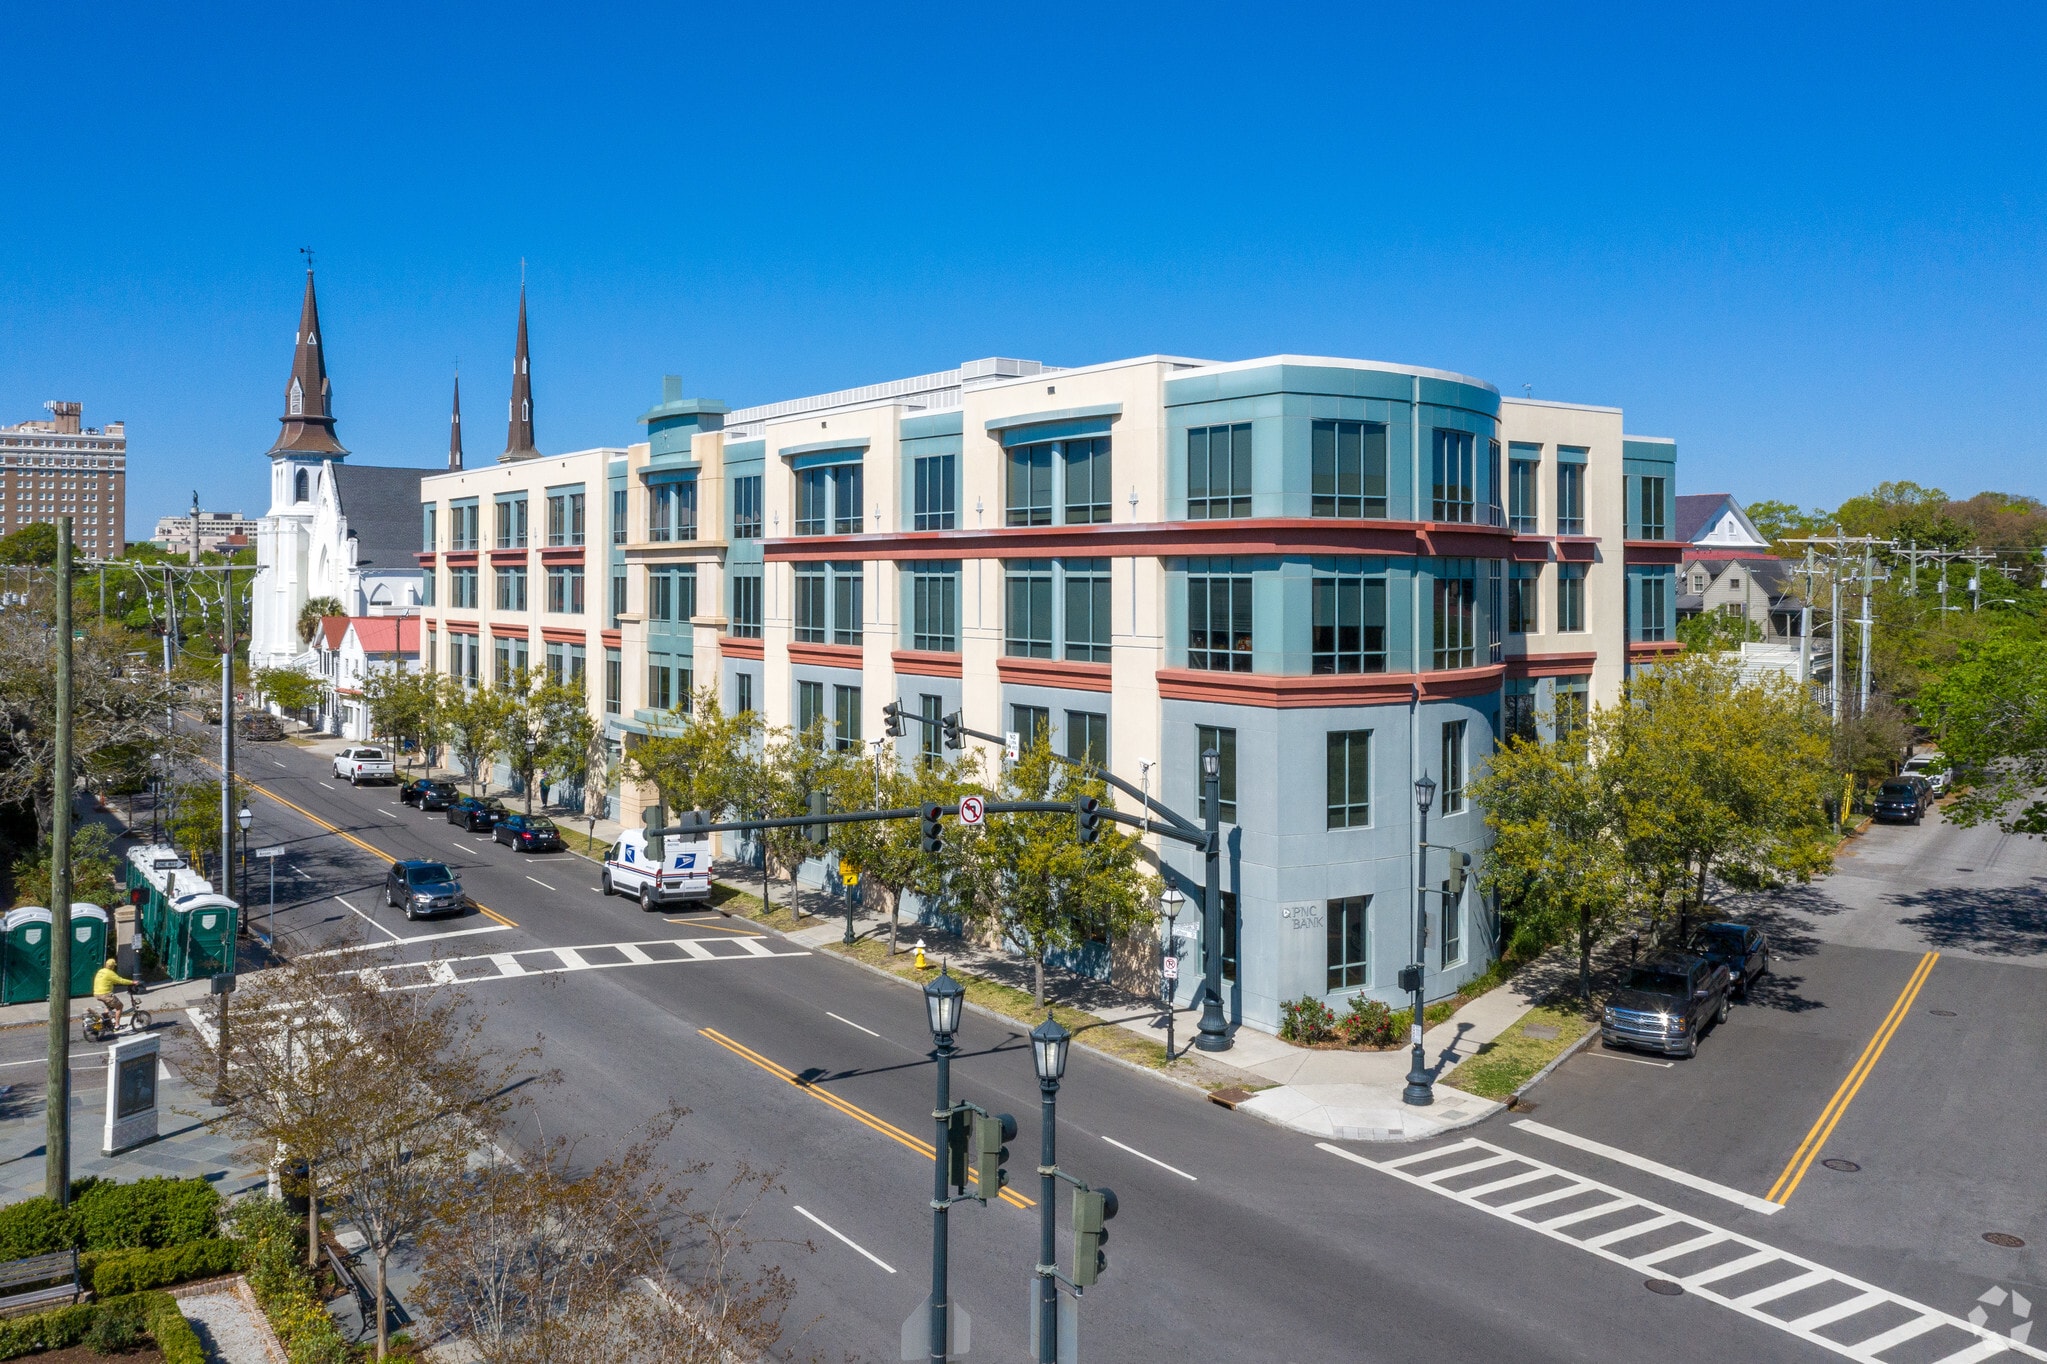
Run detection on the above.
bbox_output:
[82,988,151,1044]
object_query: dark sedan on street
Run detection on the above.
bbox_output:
[1688,921,1770,998]
[447,795,509,831]
[1873,776,1934,825]
[400,778,461,811]
[494,813,565,853]
[383,860,466,919]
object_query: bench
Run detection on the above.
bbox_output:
[0,1250,83,1316]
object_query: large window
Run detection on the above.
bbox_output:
[832,463,863,535]
[495,566,528,612]
[797,469,829,536]
[1556,675,1590,740]
[1064,437,1112,524]
[1011,704,1049,752]
[1326,730,1370,829]
[729,572,762,639]
[832,685,861,751]
[1064,559,1111,663]
[1004,560,1054,658]
[1066,711,1107,766]
[1311,420,1388,518]
[795,565,858,645]
[1508,445,1539,533]
[1556,456,1586,535]
[495,495,529,549]
[546,489,585,547]
[796,681,824,737]
[604,648,621,715]
[1197,724,1237,823]
[1187,567,1253,672]
[647,569,673,623]
[1006,443,1054,527]
[1186,424,1251,519]
[450,567,479,609]
[1433,561,1478,670]
[831,563,862,646]
[1638,475,1667,540]
[1639,574,1668,642]
[545,565,585,615]
[450,500,479,550]
[421,570,436,607]
[918,694,943,765]
[1440,720,1467,814]
[795,464,861,536]
[732,475,763,539]
[1327,896,1370,991]
[610,571,626,627]
[1311,575,1387,674]
[914,455,956,531]
[1504,679,1537,744]
[648,478,697,543]
[1431,429,1476,523]
[422,505,437,551]
[736,672,753,716]
[1508,564,1538,634]
[611,488,628,544]
[909,563,958,653]
[794,565,827,643]
[1557,562,1586,632]
[1441,885,1463,968]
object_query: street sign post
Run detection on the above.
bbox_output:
[1004,731,1020,761]
[958,795,985,827]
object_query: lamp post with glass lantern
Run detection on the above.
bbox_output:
[923,968,965,1364]
[1404,773,1437,1107]
[1031,1014,1070,1363]
[236,805,252,902]
[1158,886,1185,1062]
[1193,747,1230,1051]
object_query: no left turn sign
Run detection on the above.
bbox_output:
[958,795,985,826]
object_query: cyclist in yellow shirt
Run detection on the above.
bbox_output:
[93,958,135,1030]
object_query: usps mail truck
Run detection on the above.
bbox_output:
[601,822,712,909]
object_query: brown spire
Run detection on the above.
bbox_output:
[449,372,464,470]
[501,283,539,461]
[267,268,349,457]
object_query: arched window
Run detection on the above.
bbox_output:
[294,469,310,503]
[289,379,304,416]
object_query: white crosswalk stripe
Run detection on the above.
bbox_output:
[347,936,808,990]
[1321,1138,2045,1364]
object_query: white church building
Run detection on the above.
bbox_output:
[249,270,429,673]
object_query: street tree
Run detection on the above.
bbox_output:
[825,746,982,954]
[498,669,596,813]
[362,668,446,770]
[445,679,514,794]
[625,686,761,823]
[755,720,853,916]
[251,666,322,725]
[1919,632,2047,834]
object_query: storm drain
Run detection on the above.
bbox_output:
[1984,1232,2027,1249]
[1645,1279,1685,1296]
[1821,1158,1862,1172]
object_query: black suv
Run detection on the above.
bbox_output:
[401,778,461,811]
[1688,922,1770,998]
[1602,955,1732,1059]
[1873,776,1933,825]
[384,860,466,920]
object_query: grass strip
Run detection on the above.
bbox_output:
[1440,1004,1595,1101]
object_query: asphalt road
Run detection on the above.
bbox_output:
[199,740,2038,1362]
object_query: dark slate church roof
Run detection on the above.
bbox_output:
[1675,493,1734,544]
[331,464,428,573]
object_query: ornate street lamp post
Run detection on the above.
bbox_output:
[923,969,965,1363]
[1193,747,1231,1051]
[1404,774,1437,1107]
[1031,1014,1071,1363]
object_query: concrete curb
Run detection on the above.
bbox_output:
[1507,1023,1600,1106]
[1237,1091,1506,1145]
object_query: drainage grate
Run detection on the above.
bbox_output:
[1927,1009,1957,1017]
[1645,1279,1685,1296]
[1821,1158,1862,1172]
[1984,1232,2026,1248]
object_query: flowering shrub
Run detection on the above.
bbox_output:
[1337,996,1398,1047]
[1278,995,1336,1043]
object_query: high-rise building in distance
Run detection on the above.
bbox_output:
[0,401,127,557]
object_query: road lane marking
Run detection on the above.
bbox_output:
[1320,1138,2045,1364]
[219,768,517,927]
[1101,1136,1196,1181]
[272,761,288,769]
[372,810,397,820]
[792,1206,895,1273]
[826,1012,880,1038]
[303,924,515,957]
[1766,950,1938,1206]
[334,896,403,943]
[525,876,556,891]
[616,944,654,964]
[1588,1050,1675,1068]
[698,1027,1032,1210]
[1511,1119,1781,1216]
[341,937,804,990]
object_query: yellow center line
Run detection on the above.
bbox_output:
[212,764,518,928]
[1766,950,1937,1205]
[699,1027,1032,1210]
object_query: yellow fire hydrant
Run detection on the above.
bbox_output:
[914,938,930,970]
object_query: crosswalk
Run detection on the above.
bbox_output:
[353,935,810,990]
[1323,1137,2044,1364]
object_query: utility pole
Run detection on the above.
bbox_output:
[1830,527,1843,725]
[1798,543,1815,685]
[45,518,73,1203]
[1856,540,1876,715]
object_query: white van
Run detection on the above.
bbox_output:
[601,828,712,909]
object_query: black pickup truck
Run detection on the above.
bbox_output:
[1601,954,1732,1059]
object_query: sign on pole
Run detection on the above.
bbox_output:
[1004,730,1020,761]
[1162,954,1179,981]
[151,857,181,871]
[254,846,285,859]
[958,795,985,827]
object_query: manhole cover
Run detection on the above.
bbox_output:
[1645,1279,1685,1296]
[1984,1232,2027,1248]
[1928,1009,1957,1017]
[1822,1158,1861,1172]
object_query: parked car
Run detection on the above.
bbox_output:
[601,824,713,909]
[237,712,284,741]
[494,813,565,853]
[1902,753,1949,795]
[447,795,509,831]
[1601,955,1731,1059]
[1872,775,1933,824]
[400,778,461,811]
[1687,922,1770,998]
[332,746,397,786]
[383,859,466,920]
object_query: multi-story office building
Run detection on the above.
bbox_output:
[442,352,1677,1032]
[0,401,128,557]
[153,509,260,557]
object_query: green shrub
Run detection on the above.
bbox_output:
[1336,995,1397,1047]
[0,1197,77,1259]
[230,1196,350,1364]
[0,1301,95,1360]
[72,1176,221,1251]
[91,1237,241,1296]
[142,1291,207,1364]
[85,1296,145,1352]
[1277,994,1336,1043]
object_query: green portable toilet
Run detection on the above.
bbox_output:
[165,894,237,981]
[0,907,53,1005]
[125,845,208,972]
[66,904,110,999]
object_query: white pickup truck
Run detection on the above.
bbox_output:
[332,746,398,786]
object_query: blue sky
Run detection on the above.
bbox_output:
[3,1,2042,538]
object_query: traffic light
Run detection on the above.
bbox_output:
[1072,1185,1118,1287]
[1076,794,1101,844]
[883,701,905,739]
[806,790,828,846]
[972,1110,1016,1202]
[643,802,665,862]
[941,710,963,751]
[921,802,945,855]
[1446,850,1472,897]
[945,1108,972,1194]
